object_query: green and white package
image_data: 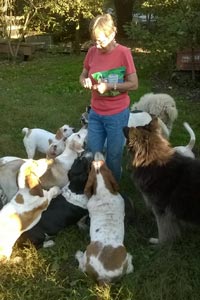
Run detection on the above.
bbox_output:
[92,66,126,96]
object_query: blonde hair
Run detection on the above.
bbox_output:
[89,14,116,41]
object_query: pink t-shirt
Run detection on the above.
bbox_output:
[84,44,137,115]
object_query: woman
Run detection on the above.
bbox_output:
[80,13,138,182]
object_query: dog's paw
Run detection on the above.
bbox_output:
[51,186,61,197]
[75,250,84,260]
[77,215,89,231]
[149,237,159,244]
[43,240,55,248]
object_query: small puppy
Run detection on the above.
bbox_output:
[123,117,200,244]
[22,124,74,158]
[75,152,133,285]
[131,93,178,134]
[174,122,195,158]
[0,159,60,261]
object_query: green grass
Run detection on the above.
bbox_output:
[1,52,200,300]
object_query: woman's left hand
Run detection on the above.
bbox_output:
[93,82,108,94]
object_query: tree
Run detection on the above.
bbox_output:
[45,0,104,54]
[114,0,136,37]
[124,0,200,80]
[0,0,44,60]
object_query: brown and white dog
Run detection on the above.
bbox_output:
[0,158,60,262]
[75,152,133,285]
[123,117,200,244]
[0,126,88,204]
[22,124,75,158]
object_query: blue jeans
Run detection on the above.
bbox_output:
[87,107,130,182]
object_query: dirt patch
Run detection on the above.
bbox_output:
[151,74,200,102]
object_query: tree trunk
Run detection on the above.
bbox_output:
[114,0,135,37]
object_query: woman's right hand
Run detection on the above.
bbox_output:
[81,77,93,89]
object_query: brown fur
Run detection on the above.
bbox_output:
[55,128,62,140]
[126,117,174,167]
[20,200,48,230]
[86,241,102,257]
[15,193,24,204]
[84,165,97,198]
[25,173,44,197]
[84,161,119,198]
[99,245,127,271]
[85,242,127,283]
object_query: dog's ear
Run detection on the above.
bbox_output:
[84,164,96,198]
[55,128,63,140]
[48,138,53,145]
[103,166,119,194]
[148,117,159,132]
[18,160,33,189]
[25,173,44,197]
[29,184,44,197]
[123,126,130,139]
[69,140,85,153]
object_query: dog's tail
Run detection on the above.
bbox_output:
[166,105,178,123]
[22,127,30,137]
[183,122,195,150]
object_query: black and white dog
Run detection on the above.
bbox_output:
[17,152,93,249]
[123,117,200,244]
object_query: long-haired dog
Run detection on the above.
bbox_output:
[131,93,178,135]
[123,118,200,244]
[75,152,133,285]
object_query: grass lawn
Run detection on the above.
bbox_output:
[0,52,200,300]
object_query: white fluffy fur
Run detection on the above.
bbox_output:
[131,93,178,134]
[0,159,60,261]
[22,124,74,158]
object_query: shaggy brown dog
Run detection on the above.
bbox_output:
[123,117,200,244]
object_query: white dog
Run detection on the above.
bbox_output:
[131,93,178,134]
[75,152,133,285]
[0,159,60,262]
[22,124,74,158]
[0,126,88,203]
[174,122,195,158]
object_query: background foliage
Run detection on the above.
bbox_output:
[0,52,200,299]
[1,0,200,76]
